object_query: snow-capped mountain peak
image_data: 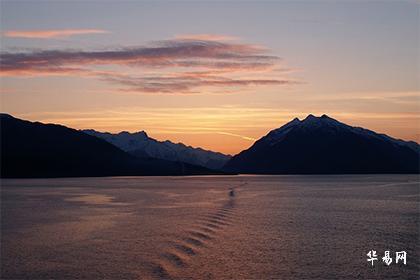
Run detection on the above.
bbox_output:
[82,129,231,170]
[224,114,420,174]
[261,114,419,152]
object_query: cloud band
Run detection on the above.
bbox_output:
[0,35,298,94]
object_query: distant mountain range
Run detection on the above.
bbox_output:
[224,114,420,174]
[1,113,419,178]
[83,129,231,170]
[0,114,217,178]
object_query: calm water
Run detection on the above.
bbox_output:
[1,175,419,279]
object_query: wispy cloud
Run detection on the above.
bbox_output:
[0,35,298,94]
[174,34,238,41]
[3,29,109,39]
[101,73,294,94]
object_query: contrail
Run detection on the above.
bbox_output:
[216,131,256,141]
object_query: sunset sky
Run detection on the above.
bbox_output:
[1,1,419,155]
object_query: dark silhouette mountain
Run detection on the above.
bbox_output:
[224,114,420,174]
[0,114,217,178]
[83,129,231,170]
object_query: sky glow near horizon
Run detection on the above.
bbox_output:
[0,1,419,154]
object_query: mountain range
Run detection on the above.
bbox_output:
[224,114,420,174]
[1,113,419,177]
[83,129,230,170]
[0,114,216,178]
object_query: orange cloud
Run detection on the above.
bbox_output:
[3,29,108,38]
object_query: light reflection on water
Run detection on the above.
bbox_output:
[1,175,419,279]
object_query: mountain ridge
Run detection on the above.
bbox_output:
[224,114,419,174]
[83,129,231,170]
[2,113,418,177]
[265,114,419,151]
[0,113,218,178]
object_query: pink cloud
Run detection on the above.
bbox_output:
[3,29,109,39]
[0,35,298,94]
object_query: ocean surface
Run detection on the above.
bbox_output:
[1,175,419,279]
